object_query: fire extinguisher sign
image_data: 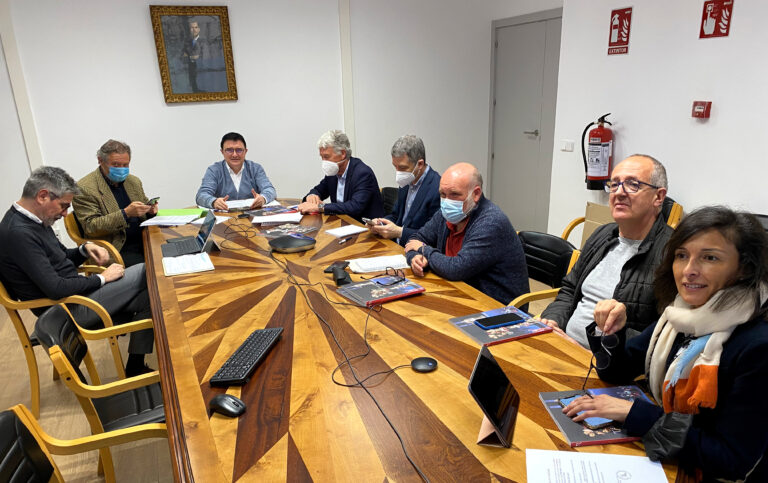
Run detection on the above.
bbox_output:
[700,0,733,39]
[608,7,632,55]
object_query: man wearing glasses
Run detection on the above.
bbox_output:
[195,132,277,211]
[539,155,672,348]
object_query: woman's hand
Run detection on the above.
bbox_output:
[594,299,627,335]
[562,394,633,423]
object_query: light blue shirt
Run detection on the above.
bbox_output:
[403,165,431,220]
[336,164,348,203]
[195,159,276,208]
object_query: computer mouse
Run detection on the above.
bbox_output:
[209,393,246,418]
[411,357,438,373]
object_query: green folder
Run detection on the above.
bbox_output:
[156,209,206,217]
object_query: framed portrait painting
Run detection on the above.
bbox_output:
[150,5,237,103]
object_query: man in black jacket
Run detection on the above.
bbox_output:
[539,155,672,348]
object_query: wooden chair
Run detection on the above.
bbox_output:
[509,231,580,314]
[34,304,165,481]
[64,212,125,266]
[0,403,165,483]
[0,280,130,418]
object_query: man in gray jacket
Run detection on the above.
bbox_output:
[540,154,672,348]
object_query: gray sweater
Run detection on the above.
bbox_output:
[405,195,528,305]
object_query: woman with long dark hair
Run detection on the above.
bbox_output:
[563,206,768,481]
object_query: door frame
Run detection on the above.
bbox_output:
[486,8,562,200]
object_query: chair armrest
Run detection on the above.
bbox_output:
[508,288,561,315]
[11,404,166,456]
[561,216,585,243]
[49,346,161,398]
[78,264,106,275]
[88,240,125,266]
[76,318,154,340]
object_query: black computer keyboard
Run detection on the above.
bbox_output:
[161,237,200,257]
[209,327,283,387]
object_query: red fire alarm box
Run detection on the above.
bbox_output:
[692,101,712,118]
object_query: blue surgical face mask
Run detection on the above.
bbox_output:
[108,166,129,183]
[441,195,470,223]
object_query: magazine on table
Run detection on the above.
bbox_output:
[449,306,551,346]
[336,275,425,307]
[539,385,654,447]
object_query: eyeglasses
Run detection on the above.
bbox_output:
[223,148,245,155]
[374,267,406,286]
[580,332,619,394]
[604,179,659,193]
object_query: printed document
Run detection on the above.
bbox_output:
[525,449,667,483]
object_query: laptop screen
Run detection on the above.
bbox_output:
[195,211,216,248]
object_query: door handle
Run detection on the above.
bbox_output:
[523,129,539,136]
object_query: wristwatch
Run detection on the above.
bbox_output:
[317,203,324,213]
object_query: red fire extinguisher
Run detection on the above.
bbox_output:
[581,113,613,190]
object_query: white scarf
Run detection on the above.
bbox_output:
[645,287,765,413]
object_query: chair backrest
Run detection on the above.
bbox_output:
[34,305,90,384]
[518,231,576,288]
[64,212,87,245]
[381,187,398,216]
[661,196,683,229]
[0,409,55,482]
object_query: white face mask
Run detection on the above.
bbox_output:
[322,160,341,176]
[395,164,418,188]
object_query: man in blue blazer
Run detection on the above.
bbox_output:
[369,135,440,246]
[298,130,384,222]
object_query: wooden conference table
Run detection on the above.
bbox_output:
[143,211,678,482]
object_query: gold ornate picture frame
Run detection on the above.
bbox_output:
[150,5,237,103]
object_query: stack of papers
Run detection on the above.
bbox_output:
[162,252,215,276]
[326,225,368,238]
[347,255,409,273]
[251,212,303,224]
[140,215,199,227]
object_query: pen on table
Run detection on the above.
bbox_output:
[338,237,350,244]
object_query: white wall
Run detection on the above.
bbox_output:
[0,41,30,209]
[7,0,344,208]
[548,0,768,235]
[349,0,562,183]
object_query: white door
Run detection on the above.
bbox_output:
[489,15,561,232]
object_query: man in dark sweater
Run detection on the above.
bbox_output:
[0,167,154,376]
[539,155,672,348]
[404,162,528,305]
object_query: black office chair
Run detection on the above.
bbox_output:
[34,305,166,480]
[0,403,165,483]
[509,231,579,312]
[381,187,399,216]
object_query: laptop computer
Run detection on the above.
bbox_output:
[161,210,217,258]
[467,346,520,447]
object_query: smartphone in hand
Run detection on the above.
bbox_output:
[147,197,160,206]
[558,394,613,430]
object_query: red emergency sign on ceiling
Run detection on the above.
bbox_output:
[700,0,733,39]
[607,7,632,55]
